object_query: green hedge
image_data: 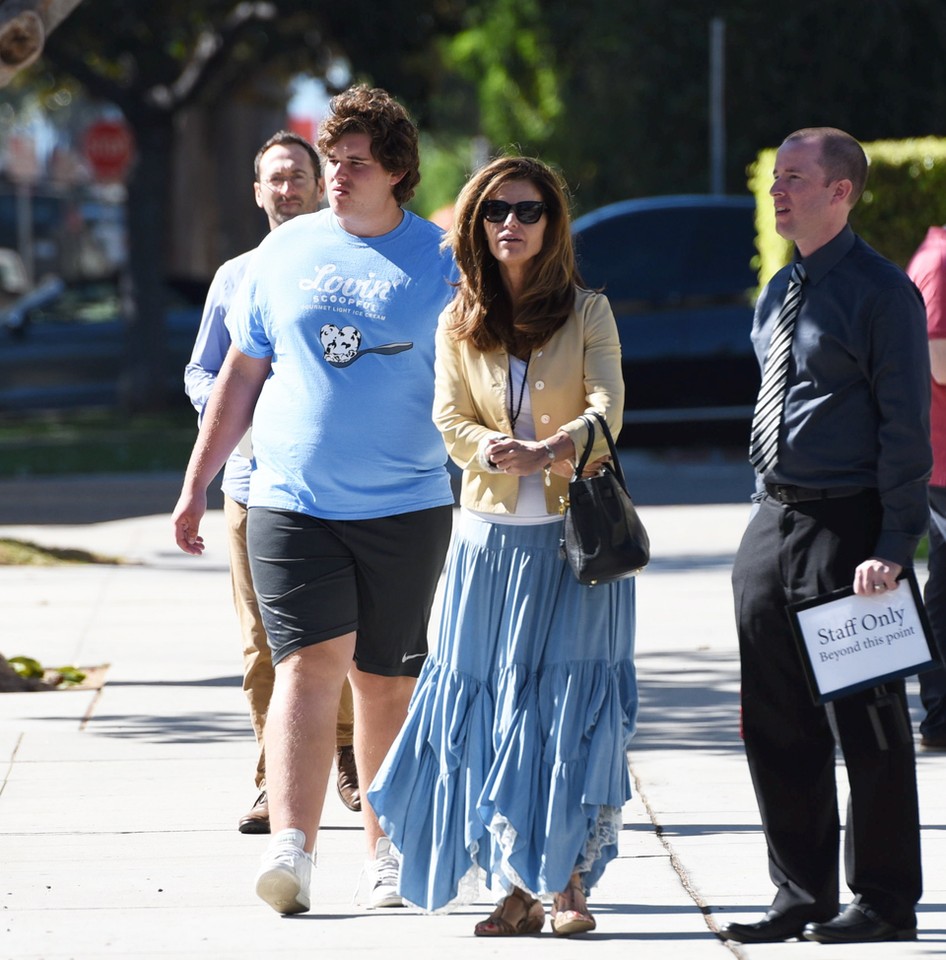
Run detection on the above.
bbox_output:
[749,137,946,286]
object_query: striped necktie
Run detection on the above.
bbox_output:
[748,262,807,474]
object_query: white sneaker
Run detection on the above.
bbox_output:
[255,828,313,915]
[365,836,403,908]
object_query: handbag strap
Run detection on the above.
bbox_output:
[574,412,628,490]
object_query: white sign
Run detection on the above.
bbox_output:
[788,570,938,704]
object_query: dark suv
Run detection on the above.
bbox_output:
[572,194,758,446]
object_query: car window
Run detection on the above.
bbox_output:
[573,199,756,306]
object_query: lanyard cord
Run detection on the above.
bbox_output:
[508,354,531,433]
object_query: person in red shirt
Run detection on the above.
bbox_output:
[907,226,946,749]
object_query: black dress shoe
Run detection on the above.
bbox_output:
[238,790,270,834]
[920,733,946,750]
[803,903,917,943]
[719,910,810,943]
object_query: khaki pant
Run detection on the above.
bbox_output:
[224,496,354,789]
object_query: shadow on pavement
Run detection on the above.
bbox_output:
[632,649,743,753]
[105,676,242,688]
[87,709,251,743]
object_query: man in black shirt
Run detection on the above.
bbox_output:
[722,128,931,945]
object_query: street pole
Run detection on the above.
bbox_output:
[709,17,726,196]
[14,181,34,286]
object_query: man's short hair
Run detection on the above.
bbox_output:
[317,85,420,205]
[783,127,869,205]
[253,131,321,181]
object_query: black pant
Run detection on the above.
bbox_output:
[731,492,921,927]
[920,485,946,738]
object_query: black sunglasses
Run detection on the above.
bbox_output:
[481,200,547,224]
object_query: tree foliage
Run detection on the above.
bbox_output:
[40,0,465,136]
[441,0,561,146]
[31,0,464,411]
[430,0,946,215]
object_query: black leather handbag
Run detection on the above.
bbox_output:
[560,412,650,585]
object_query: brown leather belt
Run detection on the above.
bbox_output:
[765,483,868,504]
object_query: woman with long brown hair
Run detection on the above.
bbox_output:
[369,156,637,936]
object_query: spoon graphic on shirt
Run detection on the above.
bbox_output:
[320,323,412,367]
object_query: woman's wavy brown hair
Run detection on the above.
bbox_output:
[444,155,580,355]
[317,85,420,205]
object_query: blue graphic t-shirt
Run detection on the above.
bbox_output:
[227,208,457,520]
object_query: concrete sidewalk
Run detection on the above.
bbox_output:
[1,492,945,959]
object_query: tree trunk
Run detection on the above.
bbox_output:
[170,94,285,282]
[119,106,173,413]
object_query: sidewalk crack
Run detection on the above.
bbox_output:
[0,731,24,798]
[630,763,745,956]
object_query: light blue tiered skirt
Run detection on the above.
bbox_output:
[367,509,638,912]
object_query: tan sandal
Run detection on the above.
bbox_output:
[551,873,596,937]
[474,887,545,937]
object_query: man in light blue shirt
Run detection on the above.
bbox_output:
[184,131,361,833]
[173,86,456,915]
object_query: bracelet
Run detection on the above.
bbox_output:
[542,442,555,486]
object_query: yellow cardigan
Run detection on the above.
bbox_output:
[433,287,625,515]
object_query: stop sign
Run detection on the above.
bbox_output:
[83,119,134,182]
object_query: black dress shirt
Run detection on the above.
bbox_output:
[751,224,932,566]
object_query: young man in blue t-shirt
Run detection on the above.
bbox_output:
[172,86,456,914]
[184,131,364,833]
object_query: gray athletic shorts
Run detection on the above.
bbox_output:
[247,505,453,676]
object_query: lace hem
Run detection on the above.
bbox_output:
[487,804,622,897]
[574,805,622,887]
[399,842,484,915]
